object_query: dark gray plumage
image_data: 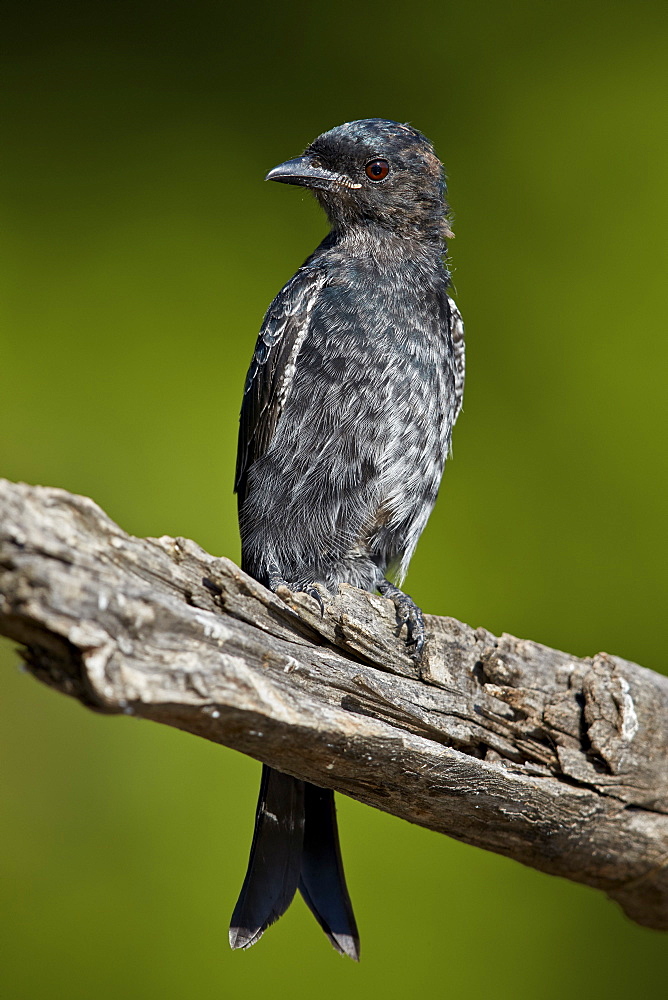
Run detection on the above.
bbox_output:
[230,119,465,959]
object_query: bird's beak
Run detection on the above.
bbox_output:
[265,156,361,191]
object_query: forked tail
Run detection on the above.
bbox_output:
[230,765,359,959]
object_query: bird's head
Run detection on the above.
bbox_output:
[266,119,452,246]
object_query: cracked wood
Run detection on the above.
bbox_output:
[0,478,667,931]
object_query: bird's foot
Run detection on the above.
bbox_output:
[300,583,328,617]
[377,579,425,653]
[267,566,328,617]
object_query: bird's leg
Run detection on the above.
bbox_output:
[267,564,328,617]
[376,578,425,653]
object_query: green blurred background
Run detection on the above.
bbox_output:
[2,1,667,997]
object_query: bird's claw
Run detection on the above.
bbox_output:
[302,584,327,617]
[397,596,425,652]
[268,566,328,618]
[378,579,425,654]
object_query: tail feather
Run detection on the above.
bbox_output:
[299,783,360,961]
[229,765,305,950]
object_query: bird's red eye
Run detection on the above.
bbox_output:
[365,159,390,181]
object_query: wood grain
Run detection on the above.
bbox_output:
[1,478,666,930]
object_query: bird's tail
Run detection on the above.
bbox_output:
[299,782,360,960]
[229,766,304,951]
[229,765,359,959]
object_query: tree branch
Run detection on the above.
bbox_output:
[1,478,667,931]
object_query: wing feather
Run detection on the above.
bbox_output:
[235,268,327,508]
[448,295,465,422]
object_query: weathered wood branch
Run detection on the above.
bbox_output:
[1,478,667,931]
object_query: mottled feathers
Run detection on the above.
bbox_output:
[231,118,464,958]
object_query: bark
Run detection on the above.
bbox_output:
[1,478,667,931]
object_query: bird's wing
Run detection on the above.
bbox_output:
[448,295,465,422]
[235,267,328,506]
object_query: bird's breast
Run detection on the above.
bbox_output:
[292,267,453,403]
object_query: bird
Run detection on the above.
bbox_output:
[230,118,465,960]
